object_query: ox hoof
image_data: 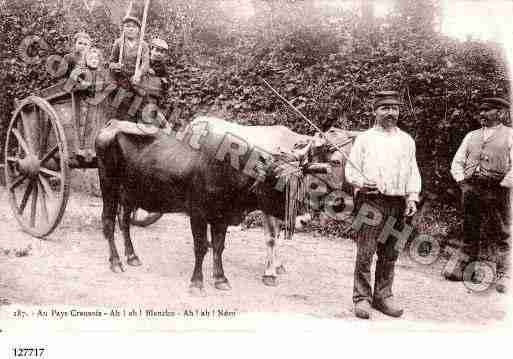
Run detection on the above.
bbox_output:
[262,275,278,287]
[110,262,125,273]
[214,280,232,291]
[276,265,286,275]
[189,284,206,297]
[127,255,142,267]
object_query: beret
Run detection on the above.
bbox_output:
[122,15,141,28]
[151,38,169,50]
[373,90,402,109]
[73,32,91,42]
[479,97,510,110]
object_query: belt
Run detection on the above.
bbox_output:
[468,176,502,187]
[357,188,404,201]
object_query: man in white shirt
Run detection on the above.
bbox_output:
[447,97,511,293]
[346,91,421,319]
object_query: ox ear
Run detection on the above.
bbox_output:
[254,154,272,177]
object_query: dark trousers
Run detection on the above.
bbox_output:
[461,178,511,274]
[353,192,406,304]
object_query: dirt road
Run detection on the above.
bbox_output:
[0,187,509,328]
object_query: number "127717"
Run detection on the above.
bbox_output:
[12,348,45,357]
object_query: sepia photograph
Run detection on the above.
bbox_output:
[0,0,512,356]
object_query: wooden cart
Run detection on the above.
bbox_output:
[3,72,162,237]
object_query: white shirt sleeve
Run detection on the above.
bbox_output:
[345,136,365,189]
[451,133,470,183]
[406,141,421,202]
[500,131,513,187]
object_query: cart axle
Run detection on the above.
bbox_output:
[17,155,41,178]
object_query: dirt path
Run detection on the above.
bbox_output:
[0,188,508,328]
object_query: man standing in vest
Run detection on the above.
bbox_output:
[346,91,421,319]
[446,97,512,293]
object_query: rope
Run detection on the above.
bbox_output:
[259,77,371,183]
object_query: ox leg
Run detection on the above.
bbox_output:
[99,179,124,273]
[120,205,142,267]
[189,214,208,296]
[275,233,286,275]
[262,215,281,286]
[211,223,231,291]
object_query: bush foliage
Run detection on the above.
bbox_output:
[0,0,509,199]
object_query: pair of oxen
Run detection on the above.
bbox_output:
[95,116,356,295]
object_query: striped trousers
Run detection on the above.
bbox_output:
[352,192,406,304]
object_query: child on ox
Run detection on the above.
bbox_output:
[145,37,171,125]
[109,15,150,121]
[149,38,169,83]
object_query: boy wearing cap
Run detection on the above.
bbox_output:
[149,38,169,79]
[345,91,421,319]
[148,38,170,98]
[63,32,92,78]
[447,97,512,293]
[109,15,150,88]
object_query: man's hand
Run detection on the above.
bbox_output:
[458,179,471,193]
[405,200,417,217]
[363,180,377,188]
[361,180,379,194]
[131,70,142,85]
[109,62,122,72]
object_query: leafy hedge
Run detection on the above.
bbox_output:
[0,0,509,200]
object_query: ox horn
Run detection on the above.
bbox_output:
[303,162,331,175]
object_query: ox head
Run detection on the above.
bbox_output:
[294,128,360,230]
[293,127,358,190]
[252,128,360,238]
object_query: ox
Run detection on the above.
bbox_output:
[95,116,354,294]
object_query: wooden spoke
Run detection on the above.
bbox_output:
[38,109,50,159]
[6,96,71,237]
[20,110,37,154]
[38,175,57,204]
[30,182,38,227]
[9,174,28,191]
[11,128,32,155]
[39,167,62,179]
[6,156,20,163]
[40,145,59,164]
[18,180,34,215]
[38,181,50,224]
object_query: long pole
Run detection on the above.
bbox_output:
[259,76,370,182]
[135,0,150,76]
[119,0,133,66]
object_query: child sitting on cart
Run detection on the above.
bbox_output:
[63,32,92,78]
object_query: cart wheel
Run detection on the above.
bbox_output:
[4,96,70,237]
